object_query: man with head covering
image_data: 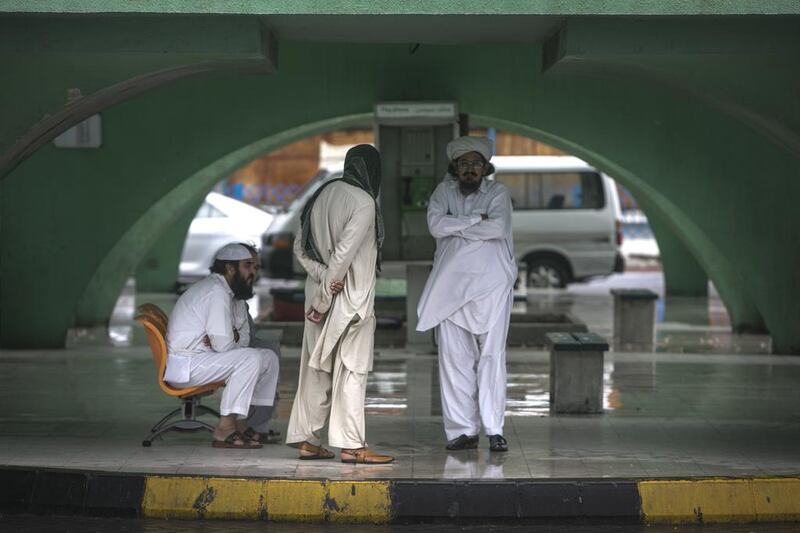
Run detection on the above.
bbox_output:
[417,136,516,453]
[286,144,394,464]
[164,242,280,449]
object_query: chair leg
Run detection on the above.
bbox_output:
[143,419,216,446]
[150,407,182,433]
[142,394,220,446]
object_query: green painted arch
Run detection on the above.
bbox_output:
[472,114,761,330]
[85,109,758,338]
[131,111,712,304]
[4,40,797,353]
[1,59,274,179]
[0,15,277,178]
[75,113,372,327]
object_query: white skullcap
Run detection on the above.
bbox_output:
[446,136,494,161]
[215,243,252,261]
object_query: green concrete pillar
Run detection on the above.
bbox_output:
[647,207,708,298]
[0,16,276,346]
[538,19,800,349]
[651,223,708,298]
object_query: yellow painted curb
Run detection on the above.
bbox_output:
[142,476,212,519]
[203,478,266,520]
[142,476,266,519]
[750,478,800,522]
[142,476,392,523]
[328,481,392,523]
[265,480,327,522]
[639,478,800,524]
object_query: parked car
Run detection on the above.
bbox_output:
[491,155,625,287]
[262,156,624,288]
[179,192,274,279]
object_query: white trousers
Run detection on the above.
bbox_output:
[437,314,509,440]
[176,347,279,418]
[286,351,367,450]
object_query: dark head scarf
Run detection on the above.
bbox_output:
[300,144,385,271]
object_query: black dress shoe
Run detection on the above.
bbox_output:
[445,434,479,450]
[489,434,508,452]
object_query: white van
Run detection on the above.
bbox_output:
[490,156,624,288]
[262,156,623,287]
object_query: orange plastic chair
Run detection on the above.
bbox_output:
[136,303,225,447]
[138,302,168,328]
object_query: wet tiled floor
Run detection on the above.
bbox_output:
[0,346,798,479]
[1,270,796,480]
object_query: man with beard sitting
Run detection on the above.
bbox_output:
[164,243,279,449]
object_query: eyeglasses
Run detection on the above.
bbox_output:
[456,159,486,170]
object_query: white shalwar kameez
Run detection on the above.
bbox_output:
[164,274,279,419]
[417,176,516,440]
[286,181,378,450]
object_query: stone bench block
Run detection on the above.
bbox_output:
[546,332,609,414]
[611,288,658,352]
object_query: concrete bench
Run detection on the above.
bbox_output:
[545,332,609,414]
[611,288,659,351]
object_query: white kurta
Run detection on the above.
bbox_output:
[417,177,516,334]
[286,181,378,449]
[165,274,279,418]
[417,176,516,440]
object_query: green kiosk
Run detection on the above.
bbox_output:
[374,102,460,347]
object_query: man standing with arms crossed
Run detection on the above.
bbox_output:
[417,136,516,452]
[286,144,394,464]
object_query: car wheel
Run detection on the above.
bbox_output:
[526,257,570,289]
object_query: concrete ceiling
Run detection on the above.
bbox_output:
[262,15,567,44]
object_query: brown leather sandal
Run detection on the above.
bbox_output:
[211,431,263,449]
[340,447,394,464]
[297,441,335,460]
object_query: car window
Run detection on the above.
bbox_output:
[495,171,605,210]
[195,201,227,218]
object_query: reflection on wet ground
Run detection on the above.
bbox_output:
[75,269,776,421]
[2,343,798,479]
[5,268,793,482]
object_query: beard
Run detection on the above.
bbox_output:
[458,174,482,195]
[230,270,255,300]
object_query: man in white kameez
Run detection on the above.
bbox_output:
[286,144,394,464]
[165,243,280,449]
[417,136,516,453]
